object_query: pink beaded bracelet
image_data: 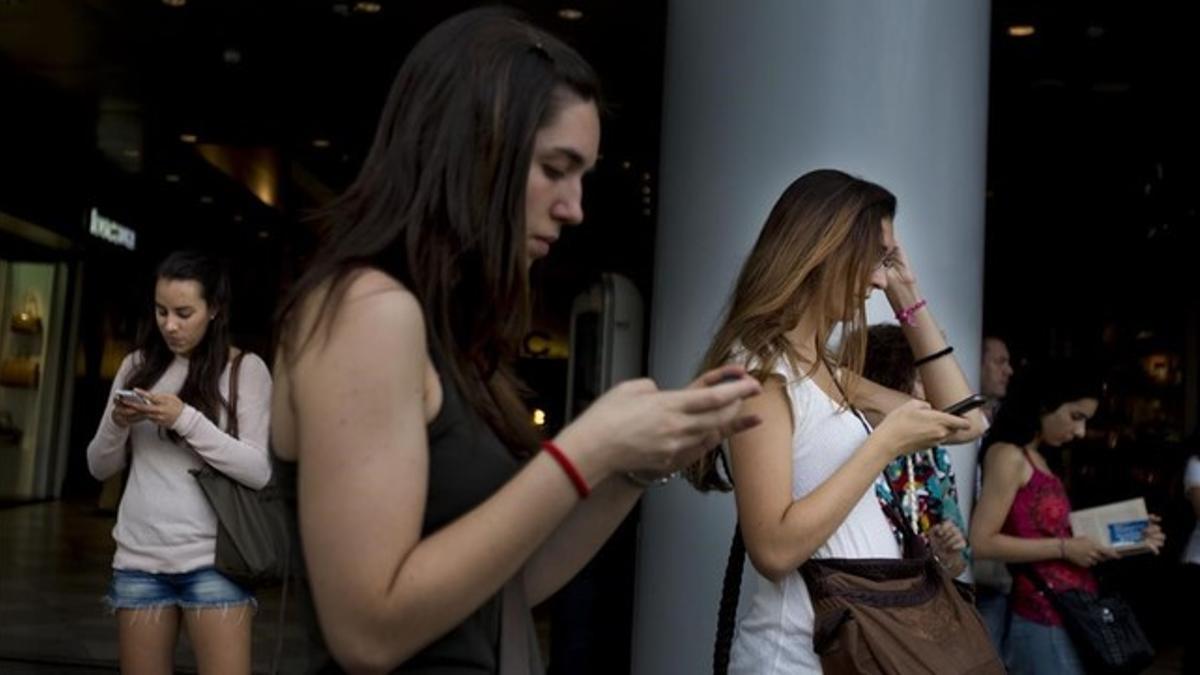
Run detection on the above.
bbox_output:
[895,299,928,326]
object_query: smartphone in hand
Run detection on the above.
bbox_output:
[114,389,151,406]
[941,394,987,417]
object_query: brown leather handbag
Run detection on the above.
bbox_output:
[799,520,1005,674]
[714,517,1004,675]
[802,398,1004,674]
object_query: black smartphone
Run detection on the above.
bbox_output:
[942,394,987,416]
[713,373,743,386]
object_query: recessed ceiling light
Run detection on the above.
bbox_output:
[558,8,583,21]
[312,139,331,148]
[165,174,181,183]
[257,230,270,239]
[1008,25,1035,37]
[353,1,382,13]
[180,133,198,143]
[162,0,186,7]
[200,195,214,204]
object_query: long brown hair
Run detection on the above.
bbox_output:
[275,8,600,454]
[685,169,896,492]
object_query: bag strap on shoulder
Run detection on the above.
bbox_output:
[823,360,920,541]
[227,351,246,440]
[713,448,744,675]
[1009,563,1055,596]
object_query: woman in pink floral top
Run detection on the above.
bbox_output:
[969,362,1165,674]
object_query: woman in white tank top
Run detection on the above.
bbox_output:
[685,170,988,673]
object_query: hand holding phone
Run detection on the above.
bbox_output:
[713,374,744,386]
[114,389,151,406]
[941,394,987,417]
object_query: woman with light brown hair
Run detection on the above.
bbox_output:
[685,169,988,673]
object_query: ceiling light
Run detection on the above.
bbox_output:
[180,133,198,143]
[558,8,583,21]
[200,195,214,204]
[162,0,186,7]
[1008,25,1035,37]
[165,174,181,183]
[312,139,331,148]
[353,1,382,13]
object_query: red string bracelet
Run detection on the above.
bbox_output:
[541,440,590,499]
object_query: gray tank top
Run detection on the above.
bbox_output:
[276,350,529,673]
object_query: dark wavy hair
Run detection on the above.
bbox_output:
[275,7,600,454]
[863,323,917,395]
[984,360,1104,450]
[123,250,233,442]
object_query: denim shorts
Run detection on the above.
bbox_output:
[1004,614,1085,675]
[106,566,256,611]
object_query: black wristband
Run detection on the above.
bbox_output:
[914,346,954,368]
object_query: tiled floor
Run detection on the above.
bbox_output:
[0,500,1189,674]
[0,500,309,674]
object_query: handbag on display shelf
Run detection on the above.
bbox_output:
[0,411,22,446]
[10,293,43,334]
[0,356,40,388]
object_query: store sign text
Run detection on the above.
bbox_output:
[89,209,136,251]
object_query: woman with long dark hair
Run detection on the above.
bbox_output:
[269,8,760,672]
[970,362,1166,674]
[87,250,272,675]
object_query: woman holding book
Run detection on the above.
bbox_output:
[970,361,1165,674]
